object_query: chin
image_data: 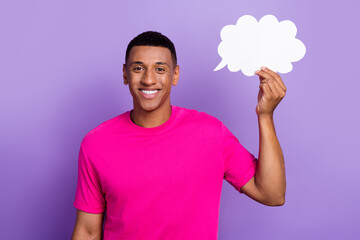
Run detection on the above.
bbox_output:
[139,102,160,112]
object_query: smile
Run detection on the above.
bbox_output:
[139,89,160,100]
[141,90,159,95]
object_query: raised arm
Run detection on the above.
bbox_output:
[240,67,286,206]
[71,209,105,240]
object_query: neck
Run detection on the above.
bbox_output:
[131,104,172,128]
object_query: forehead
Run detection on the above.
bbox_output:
[128,46,172,64]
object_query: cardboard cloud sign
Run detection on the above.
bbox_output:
[214,15,306,76]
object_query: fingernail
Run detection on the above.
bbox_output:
[261,66,266,70]
[255,70,259,74]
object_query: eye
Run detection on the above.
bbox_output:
[133,66,144,72]
[156,67,165,72]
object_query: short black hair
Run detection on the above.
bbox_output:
[125,31,177,66]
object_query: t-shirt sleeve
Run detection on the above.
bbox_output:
[222,123,258,193]
[73,140,106,213]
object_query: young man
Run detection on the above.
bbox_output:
[72,31,286,240]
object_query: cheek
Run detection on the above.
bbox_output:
[160,74,173,85]
[128,75,141,87]
[128,80,139,95]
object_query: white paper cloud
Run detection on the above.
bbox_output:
[214,15,306,76]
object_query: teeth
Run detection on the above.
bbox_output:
[141,90,159,95]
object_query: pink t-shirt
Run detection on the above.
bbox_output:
[74,105,257,239]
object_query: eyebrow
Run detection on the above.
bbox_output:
[129,61,144,65]
[155,62,169,67]
[129,61,170,67]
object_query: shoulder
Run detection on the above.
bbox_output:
[174,105,224,130]
[81,111,128,147]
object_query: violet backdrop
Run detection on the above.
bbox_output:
[1,0,359,239]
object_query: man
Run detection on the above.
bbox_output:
[71,31,286,240]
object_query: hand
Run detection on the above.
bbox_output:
[255,67,287,116]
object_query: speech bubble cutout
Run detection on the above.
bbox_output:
[214,15,306,76]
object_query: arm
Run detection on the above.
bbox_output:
[240,67,286,206]
[71,209,105,240]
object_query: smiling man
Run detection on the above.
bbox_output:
[72,31,286,240]
[124,44,179,128]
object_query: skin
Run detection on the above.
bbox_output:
[71,210,104,240]
[71,47,287,239]
[240,67,287,206]
[123,46,180,128]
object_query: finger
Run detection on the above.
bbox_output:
[266,78,281,97]
[256,69,284,98]
[261,67,287,92]
[255,69,285,94]
[255,69,281,95]
[255,69,274,83]
[259,82,272,100]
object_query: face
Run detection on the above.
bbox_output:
[123,46,179,113]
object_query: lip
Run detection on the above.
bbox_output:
[139,89,160,100]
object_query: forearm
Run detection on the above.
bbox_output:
[254,113,286,205]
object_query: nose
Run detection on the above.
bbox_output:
[141,69,156,86]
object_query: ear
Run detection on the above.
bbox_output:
[172,65,180,86]
[123,64,128,85]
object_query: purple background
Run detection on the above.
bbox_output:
[1,0,359,239]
